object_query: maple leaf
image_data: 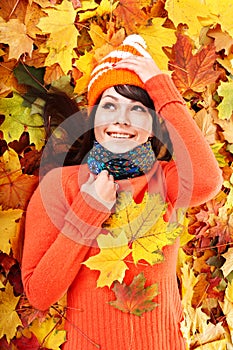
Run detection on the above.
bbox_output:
[221,248,233,278]
[208,26,233,56]
[37,0,78,73]
[217,78,233,120]
[193,108,217,145]
[0,93,46,150]
[74,51,95,95]
[199,0,233,40]
[104,192,182,265]
[0,149,39,210]
[113,0,149,34]
[138,17,176,71]
[83,231,132,288]
[169,34,220,95]
[109,272,159,316]
[0,282,22,342]
[0,17,33,60]
[165,0,209,38]
[0,207,23,254]
[29,316,66,350]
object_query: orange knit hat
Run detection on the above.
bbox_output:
[87,34,152,108]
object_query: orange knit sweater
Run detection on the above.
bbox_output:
[22,75,222,350]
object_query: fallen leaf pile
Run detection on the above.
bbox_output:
[0,0,233,348]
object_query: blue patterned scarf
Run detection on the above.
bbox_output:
[87,140,156,180]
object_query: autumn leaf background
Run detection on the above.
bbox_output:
[0,0,233,348]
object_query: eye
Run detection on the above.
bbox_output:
[101,102,115,110]
[131,104,147,112]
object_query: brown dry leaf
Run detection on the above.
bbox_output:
[0,0,28,22]
[208,26,233,56]
[169,34,220,94]
[24,49,47,69]
[214,115,233,144]
[192,273,209,308]
[44,63,65,85]
[193,108,217,144]
[25,1,46,39]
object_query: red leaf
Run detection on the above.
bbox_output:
[169,34,220,94]
[109,272,159,316]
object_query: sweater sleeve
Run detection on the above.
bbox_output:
[21,167,111,311]
[145,74,222,207]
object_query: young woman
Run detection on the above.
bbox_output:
[22,35,222,350]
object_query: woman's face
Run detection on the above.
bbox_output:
[94,87,153,153]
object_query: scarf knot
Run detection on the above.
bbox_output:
[87,141,156,180]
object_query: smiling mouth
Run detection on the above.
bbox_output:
[107,132,134,139]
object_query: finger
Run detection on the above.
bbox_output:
[98,170,109,177]
[108,174,114,182]
[86,173,95,184]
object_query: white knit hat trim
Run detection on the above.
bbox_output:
[123,34,147,48]
[88,67,114,92]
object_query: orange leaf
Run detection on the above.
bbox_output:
[109,272,159,316]
[169,34,220,94]
[113,0,149,34]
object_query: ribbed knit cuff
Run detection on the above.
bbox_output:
[62,191,111,243]
[145,74,185,113]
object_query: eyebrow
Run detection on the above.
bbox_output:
[101,95,119,101]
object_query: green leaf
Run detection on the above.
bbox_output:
[0,93,45,150]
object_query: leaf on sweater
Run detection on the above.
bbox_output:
[104,192,182,265]
[83,231,132,288]
[169,34,220,95]
[0,282,22,342]
[109,272,159,316]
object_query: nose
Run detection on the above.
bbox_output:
[113,105,130,125]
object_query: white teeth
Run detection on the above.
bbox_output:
[109,133,132,139]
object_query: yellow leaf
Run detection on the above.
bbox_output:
[104,192,182,265]
[77,0,98,22]
[83,231,131,288]
[0,208,23,254]
[89,23,108,49]
[139,18,176,71]
[74,51,95,95]
[29,317,66,350]
[132,217,181,265]
[194,339,227,350]
[0,282,22,342]
[96,0,118,17]
[201,0,233,39]
[180,262,197,308]
[217,78,233,120]
[226,280,233,303]
[165,0,209,39]
[37,0,78,73]
[0,149,22,185]
[0,17,33,60]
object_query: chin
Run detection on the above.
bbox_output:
[104,140,138,154]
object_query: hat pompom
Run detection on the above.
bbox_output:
[123,34,147,49]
